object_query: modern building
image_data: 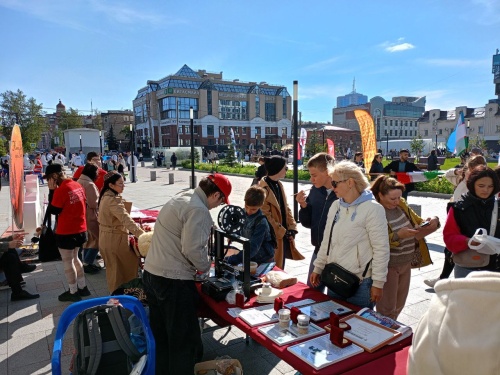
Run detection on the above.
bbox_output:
[132,64,292,152]
[336,79,368,108]
[333,96,425,141]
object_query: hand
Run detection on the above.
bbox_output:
[13,233,25,241]
[397,227,419,239]
[8,238,23,248]
[295,191,307,208]
[310,272,321,287]
[47,179,57,190]
[370,286,383,303]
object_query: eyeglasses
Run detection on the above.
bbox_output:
[332,179,348,188]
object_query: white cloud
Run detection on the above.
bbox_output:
[302,57,340,71]
[379,38,415,53]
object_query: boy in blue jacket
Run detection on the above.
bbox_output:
[296,153,337,292]
[225,186,275,265]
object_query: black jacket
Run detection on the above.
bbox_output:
[383,160,420,192]
[298,186,337,252]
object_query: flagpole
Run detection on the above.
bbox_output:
[293,81,298,221]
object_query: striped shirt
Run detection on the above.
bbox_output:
[385,207,417,267]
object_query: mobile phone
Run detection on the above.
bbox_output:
[419,221,430,228]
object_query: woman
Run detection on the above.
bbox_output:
[259,155,304,269]
[310,160,390,308]
[369,153,384,181]
[98,171,145,292]
[77,163,101,274]
[371,175,439,319]
[443,165,500,278]
[44,163,90,302]
[427,150,439,171]
[425,155,487,287]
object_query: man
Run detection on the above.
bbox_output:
[143,174,232,374]
[41,152,48,173]
[127,152,138,181]
[383,149,420,200]
[72,151,107,191]
[33,153,44,184]
[296,153,337,292]
[170,152,177,170]
[353,152,365,172]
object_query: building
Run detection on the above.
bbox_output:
[336,79,368,108]
[100,110,135,152]
[132,64,292,152]
[332,96,425,141]
[300,121,361,156]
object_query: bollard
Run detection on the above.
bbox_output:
[141,161,145,167]
[150,171,156,181]
[409,204,421,217]
[168,173,174,184]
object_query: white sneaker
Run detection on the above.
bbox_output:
[424,277,440,288]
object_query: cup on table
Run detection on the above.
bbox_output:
[250,261,258,274]
[278,308,291,329]
[297,314,310,334]
[260,282,272,296]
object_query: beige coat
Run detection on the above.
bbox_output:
[77,174,99,249]
[259,178,304,269]
[98,190,145,292]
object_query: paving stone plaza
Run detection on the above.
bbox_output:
[0,164,449,374]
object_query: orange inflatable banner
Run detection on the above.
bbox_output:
[354,110,377,175]
[9,125,24,229]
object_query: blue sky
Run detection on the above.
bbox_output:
[1,0,499,123]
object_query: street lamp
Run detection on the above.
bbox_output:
[385,130,389,157]
[292,80,298,221]
[435,131,438,151]
[255,134,259,154]
[99,130,103,156]
[466,119,470,152]
[189,106,196,189]
[79,134,82,151]
[129,123,136,183]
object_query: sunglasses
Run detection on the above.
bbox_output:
[332,179,348,188]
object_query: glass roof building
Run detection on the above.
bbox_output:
[132,64,292,151]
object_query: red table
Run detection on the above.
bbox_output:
[196,281,411,375]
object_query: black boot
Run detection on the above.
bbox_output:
[11,289,40,301]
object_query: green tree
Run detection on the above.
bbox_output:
[469,135,487,151]
[0,138,7,156]
[106,125,119,150]
[58,108,83,130]
[305,130,324,157]
[410,135,425,158]
[221,137,237,166]
[0,89,46,153]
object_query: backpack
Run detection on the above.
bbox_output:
[72,304,144,375]
[253,215,278,249]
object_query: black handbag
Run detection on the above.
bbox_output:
[320,209,372,298]
[38,210,61,262]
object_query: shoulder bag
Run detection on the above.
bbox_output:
[38,210,61,262]
[453,199,497,268]
[320,209,372,298]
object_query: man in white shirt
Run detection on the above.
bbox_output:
[41,153,48,172]
[127,152,138,182]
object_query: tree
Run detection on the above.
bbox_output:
[221,137,237,166]
[58,108,83,130]
[0,89,47,153]
[410,135,425,158]
[469,135,487,151]
[106,125,119,151]
[305,130,324,157]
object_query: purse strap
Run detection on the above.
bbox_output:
[325,206,372,277]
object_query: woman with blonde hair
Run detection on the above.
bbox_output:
[311,161,390,308]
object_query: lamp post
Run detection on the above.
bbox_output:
[292,80,298,221]
[435,131,438,151]
[99,130,103,156]
[385,130,389,158]
[189,106,196,189]
[79,134,82,151]
[466,119,470,152]
[129,124,136,183]
[255,134,259,154]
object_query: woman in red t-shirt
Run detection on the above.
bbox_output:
[44,164,90,302]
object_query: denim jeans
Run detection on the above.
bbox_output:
[83,248,99,265]
[143,271,203,375]
[454,265,476,279]
[307,251,326,294]
[327,277,374,309]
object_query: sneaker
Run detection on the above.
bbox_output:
[83,264,100,274]
[11,290,40,301]
[58,290,82,302]
[78,286,91,297]
[424,277,440,288]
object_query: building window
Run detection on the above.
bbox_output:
[439,129,443,135]
[159,97,198,120]
[478,126,484,134]
[390,120,393,126]
[405,130,407,136]
[265,127,273,135]
[208,139,214,145]
[207,125,214,136]
[255,127,261,135]
[220,127,225,134]
[395,120,398,127]
[255,95,260,118]
[282,127,287,136]
[242,127,247,135]
[207,90,212,116]
[282,90,287,118]
[390,130,393,136]
[265,103,276,121]
[496,125,500,133]
[384,120,387,126]
[218,100,248,120]
[424,130,428,136]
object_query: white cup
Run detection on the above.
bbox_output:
[260,282,272,296]
[278,308,291,329]
[297,314,310,334]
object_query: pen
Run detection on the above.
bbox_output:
[291,188,312,196]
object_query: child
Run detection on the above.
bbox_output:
[225,186,275,265]
[296,152,337,291]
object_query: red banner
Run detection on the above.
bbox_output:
[327,139,335,157]
[10,125,24,229]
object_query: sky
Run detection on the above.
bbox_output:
[1,0,499,123]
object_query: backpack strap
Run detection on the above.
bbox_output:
[86,311,103,375]
[108,306,143,360]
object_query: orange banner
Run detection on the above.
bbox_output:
[10,125,24,229]
[354,110,377,175]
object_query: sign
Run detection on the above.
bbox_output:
[354,110,377,174]
[30,143,36,148]
[10,125,24,229]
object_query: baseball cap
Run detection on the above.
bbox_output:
[42,163,62,179]
[470,147,483,156]
[207,173,232,204]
